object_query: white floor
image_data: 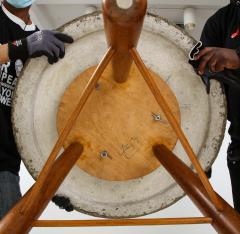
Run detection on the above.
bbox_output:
[20,122,232,234]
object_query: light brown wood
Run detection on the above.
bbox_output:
[103,0,147,83]
[20,47,115,214]
[57,64,180,181]
[0,143,83,234]
[33,217,212,227]
[130,48,223,211]
[153,145,240,234]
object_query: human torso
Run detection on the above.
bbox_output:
[201,3,240,143]
[0,4,38,174]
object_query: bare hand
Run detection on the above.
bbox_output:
[195,47,240,75]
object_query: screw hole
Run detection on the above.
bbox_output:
[100,151,108,158]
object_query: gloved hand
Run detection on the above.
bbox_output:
[8,30,74,64]
[52,195,74,212]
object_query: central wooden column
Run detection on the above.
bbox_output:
[103,0,147,83]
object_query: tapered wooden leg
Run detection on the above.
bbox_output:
[38,47,115,177]
[103,0,147,83]
[153,145,240,234]
[21,47,115,214]
[0,143,83,234]
[130,47,223,211]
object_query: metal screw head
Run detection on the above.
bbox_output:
[152,114,161,121]
[100,151,108,158]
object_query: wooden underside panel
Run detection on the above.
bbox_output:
[57,64,180,181]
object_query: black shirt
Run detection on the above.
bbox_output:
[0,5,38,174]
[201,2,240,144]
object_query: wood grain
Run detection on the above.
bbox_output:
[153,144,240,234]
[0,143,83,234]
[103,0,147,83]
[57,64,180,181]
[130,48,223,211]
[33,217,212,227]
[20,47,115,214]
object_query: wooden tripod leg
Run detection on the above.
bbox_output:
[0,143,83,234]
[38,47,115,177]
[153,145,240,234]
[21,47,115,214]
[130,48,223,211]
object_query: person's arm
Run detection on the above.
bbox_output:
[0,44,9,64]
[0,30,73,65]
[196,9,240,74]
[196,47,240,74]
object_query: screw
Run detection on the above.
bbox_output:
[100,151,108,158]
[152,113,161,121]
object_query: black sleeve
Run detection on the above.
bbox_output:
[200,13,224,48]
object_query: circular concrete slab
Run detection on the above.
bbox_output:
[12,12,226,218]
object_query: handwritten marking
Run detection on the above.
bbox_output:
[120,137,141,159]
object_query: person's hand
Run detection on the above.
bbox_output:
[26,30,74,64]
[195,47,240,75]
[8,30,74,64]
[52,195,74,212]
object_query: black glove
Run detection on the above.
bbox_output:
[189,41,240,94]
[52,195,74,212]
[8,30,74,64]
